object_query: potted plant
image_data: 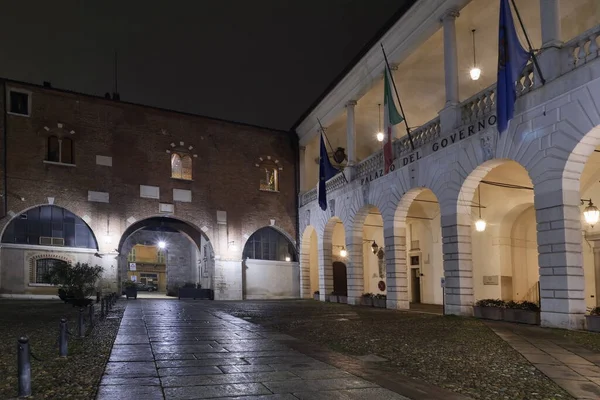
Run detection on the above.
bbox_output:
[503,301,540,325]
[44,262,103,307]
[123,280,137,299]
[313,290,320,301]
[360,293,374,307]
[178,282,204,300]
[474,299,505,321]
[586,307,600,332]
[328,291,339,303]
[373,294,387,308]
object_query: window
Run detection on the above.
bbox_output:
[35,258,66,284]
[257,159,280,192]
[1,205,97,249]
[171,153,192,180]
[157,250,166,264]
[47,136,74,164]
[128,247,136,262]
[9,90,30,116]
[242,227,296,261]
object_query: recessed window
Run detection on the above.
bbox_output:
[258,161,279,192]
[47,136,74,164]
[171,153,192,180]
[9,90,30,116]
[35,258,67,284]
[242,227,296,261]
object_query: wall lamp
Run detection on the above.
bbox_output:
[333,245,347,257]
[582,199,600,227]
[363,239,379,255]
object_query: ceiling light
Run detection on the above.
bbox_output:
[376,132,384,142]
[470,29,481,81]
[475,219,487,232]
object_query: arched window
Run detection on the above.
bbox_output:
[62,138,73,164]
[35,258,67,284]
[242,227,296,261]
[46,136,74,164]
[259,161,279,192]
[48,136,60,162]
[171,153,192,180]
[1,206,98,249]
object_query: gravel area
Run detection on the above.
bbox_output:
[0,299,123,400]
[214,300,572,400]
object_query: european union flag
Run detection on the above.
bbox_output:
[497,0,530,134]
[318,133,338,211]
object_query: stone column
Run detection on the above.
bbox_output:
[299,146,306,193]
[538,0,562,82]
[345,234,364,306]
[438,9,461,133]
[299,238,312,299]
[318,235,334,301]
[441,213,474,315]
[384,224,409,309]
[345,100,357,181]
[535,187,586,329]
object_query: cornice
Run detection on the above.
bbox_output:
[297,0,471,146]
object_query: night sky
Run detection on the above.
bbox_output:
[0,0,414,131]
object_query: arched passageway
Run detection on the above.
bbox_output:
[300,225,319,298]
[321,217,346,300]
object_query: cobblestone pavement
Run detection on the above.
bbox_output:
[97,300,417,400]
[487,321,600,400]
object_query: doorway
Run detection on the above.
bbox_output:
[411,268,421,303]
[332,261,348,296]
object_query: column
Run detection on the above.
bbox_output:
[438,9,460,133]
[318,236,334,301]
[535,186,585,329]
[441,213,474,316]
[299,146,306,193]
[345,100,357,181]
[384,224,409,309]
[538,0,562,81]
[345,236,364,306]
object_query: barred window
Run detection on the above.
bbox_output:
[171,153,192,180]
[242,227,296,261]
[47,136,74,164]
[35,258,65,284]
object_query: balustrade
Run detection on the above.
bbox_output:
[460,85,496,124]
[563,25,600,71]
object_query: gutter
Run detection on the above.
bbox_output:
[2,82,7,218]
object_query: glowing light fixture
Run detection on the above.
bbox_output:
[339,246,347,258]
[475,186,487,232]
[583,199,600,227]
[376,103,384,142]
[228,241,238,252]
[470,29,481,81]
[158,241,166,249]
[285,256,291,262]
[371,241,379,254]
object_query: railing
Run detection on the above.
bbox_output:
[516,62,535,96]
[562,25,600,71]
[395,117,441,157]
[355,150,383,179]
[461,84,496,125]
[299,172,346,207]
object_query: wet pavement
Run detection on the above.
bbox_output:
[97,300,413,399]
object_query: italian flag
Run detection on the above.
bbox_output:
[383,66,404,173]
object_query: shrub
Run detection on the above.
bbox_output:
[44,262,103,300]
[475,299,506,308]
[182,282,198,288]
[362,293,374,298]
[122,280,136,288]
[590,307,600,316]
[374,294,387,300]
[509,301,540,312]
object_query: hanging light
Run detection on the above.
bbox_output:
[475,186,487,232]
[470,29,481,81]
[371,241,379,254]
[158,241,166,249]
[339,246,347,257]
[583,200,600,227]
[376,103,384,142]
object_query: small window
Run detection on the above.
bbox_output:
[259,163,279,192]
[46,136,74,164]
[171,153,192,180]
[9,90,30,116]
[35,258,65,284]
[157,250,166,264]
[128,247,136,262]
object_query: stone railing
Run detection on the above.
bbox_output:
[300,187,317,206]
[299,172,346,207]
[461,84,496,125]
[394,117,441,157]
[355,150,383,179]
[516,62,535,96]
[563,24,600,71]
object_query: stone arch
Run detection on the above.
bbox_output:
[1,204,99,250]
[300,225,318,298]
[320,216,345,300]
[241,224,297,258]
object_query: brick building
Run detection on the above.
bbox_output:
[0,80,299,300]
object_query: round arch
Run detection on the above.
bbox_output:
[240,225,297,260]
[300,225,318,298]
[1,204,99,250]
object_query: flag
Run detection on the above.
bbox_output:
[318,132,338,211]
[383,66,404,173]
[497,0,530,134]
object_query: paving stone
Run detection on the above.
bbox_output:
[158,366,223,376]
[104,361,158,377]
[219,364,276,373]
[157,358,248,368]
[553,379,600,399]
[115,334,151,344]
[154,353,197,360]
[163,382,272,399]
[243,356,315,365]
[522,353,561,365]
[533,364,587,380]
[553,353,595,365]
[209,395,297,400]
[264,377,378,393]
[291,369,352,380]
[100,376,161,386]
[268,362,337,371]
[569,364,600,378]
[293,387,411,400]
[96,385,164,400]
[161,371,300,387]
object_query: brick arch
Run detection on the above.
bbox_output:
[299,225,318,298]
[241,224,296,256]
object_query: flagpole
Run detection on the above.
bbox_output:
[317,118,349,184]
[381,44,415,151]
[509,0,546,85]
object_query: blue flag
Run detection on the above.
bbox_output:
[318,133,338,211]
[497,0,530,134]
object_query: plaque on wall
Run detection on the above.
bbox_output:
[129,263,136,271]
[483,275,499,285]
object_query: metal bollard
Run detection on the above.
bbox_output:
[100,298,105,318]
[17,336,31,397]
[59,318,68,357]
[96,291,101,304]
[88,304,94,328]
[78,308,85,338]
[106,296,110,311]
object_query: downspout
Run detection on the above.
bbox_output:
[2,82,7,218]
[291,130,300,259]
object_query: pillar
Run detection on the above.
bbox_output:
[299,146,306,192]
[538,0,562,82]
[345,232,364,306]
[345,100,357,181]
[438,9,461,133]
[535,186,585,329]
[384,224,409,309]
[441,213,474,316]
[318,234,334,301]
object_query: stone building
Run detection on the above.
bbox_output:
[0,80,299,300]
[297,0,600,329]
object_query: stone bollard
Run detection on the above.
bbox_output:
[17,336,31,397]
[96,291,101,304]
[100,297,105,318]
[59,318,68,358]
[78,308,85,338]
[88,304,94,328]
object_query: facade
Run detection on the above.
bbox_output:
[0,80,299,300]
[297,0,600,329]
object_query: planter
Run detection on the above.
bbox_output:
[179,288,213,300]
[125,287,137,299]
[338,296,348,304]
[328,295,339,303]
[360,297,373,307]
[313,294,320,301]
[586,315,600,332]
[503,309,540,325]
[473,306,503,321]
[373,298,387,308]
